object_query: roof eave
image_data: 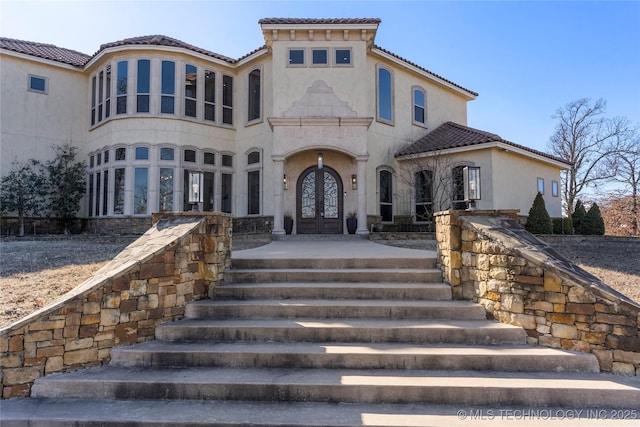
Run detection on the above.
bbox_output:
[0,49,85,71]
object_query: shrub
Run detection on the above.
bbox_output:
[572,200,587,234]
[552,217,573,234]
[525,192,553,234]
[582,202,605,235]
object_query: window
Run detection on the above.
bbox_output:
[105,65,111,119]
[159,168,174,212]
[247,151,260,164]
[161,60,175,114]
[248,69,261,121]
[134,168,148,214]
[538,178,545,194]
[222,75,233,125]
[415,170,433,222]
[114,168,125,214]
[88,174,94,217]
[98,71,104,122]
[552,180,559,197]
[96,153,101,166]
[184,149,196,162]
[288,49,304,65]
[104,150,109,163]
[312,49,328,65]
[135,146,148,160]
[116,61,128,114]
[204,70,215,121]
[452,166,466,210]
[160,147,174,161]
[221,173,232,213]
[136,59,150,113]
[248,170,260,215]
[203,172,215,211]
[413,88,426,125]
[335,49,351,65]
[377,66,393,123]
[29,75,47,93]
[185,64,197,117]
[91,76,96,125]
[95,173,101,216]
[222,154,233,167]
[204,152,215,165]
[102,170,109,216]
[115,147,126,161]
[379,170,393,222]
[90,156,94,168]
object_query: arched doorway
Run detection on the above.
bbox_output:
[296,166,343,234]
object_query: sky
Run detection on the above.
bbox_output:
[1,0,639,154]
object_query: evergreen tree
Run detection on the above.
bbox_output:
[0,160,46,236]
[525,192,553,234]
[42,144,86,234]
[582,202,605,235]
[572,199,587,234]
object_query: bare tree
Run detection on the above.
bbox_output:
[547,98,630,215]
[606,126,640,235]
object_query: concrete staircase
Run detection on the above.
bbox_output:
[3,241,640,426]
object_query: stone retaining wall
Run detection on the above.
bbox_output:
[435,210,640,375]
[0,212,232,398]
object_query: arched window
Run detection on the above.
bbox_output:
[413,87,426,125]
[248,69,261,121]
[377,66,393,123]
[415,170,433,222]
[379,170,393,222]
[247,151,261,215]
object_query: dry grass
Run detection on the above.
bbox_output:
[1,235,638,328]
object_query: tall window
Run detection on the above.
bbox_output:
[114,168,125,214]
[379,170,393,222]
[185,64,197,117]
[221,173,232,213]
[203,172,215,211]
[102,170,108,215]
[98,70,104,122]
[105,65,111,119]
[247,151,260,215]
[248,69,261,121]
[222,75,233,125]
[116,61,128,114]
[91,76,97,126]
[452,166,466,210]
[415,170,433,222]
[159,168,174,211]
[136,59,150,113]
[95,173,101,216]
[204,70,215,121]
[161,60,175,114]
[413,88,426,125]
[134,168,148,214]
[377,66,393,123]
[88,174,94,217]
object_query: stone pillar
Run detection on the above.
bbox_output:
[272,157,285,235]
[355,155,369,235]
[435,210,463,298]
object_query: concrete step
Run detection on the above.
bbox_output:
[110,341,600,372]
[223,267,442,284]
[30,366,640,408]
[213,282,452,301]
[155,318,526,344]
[184,299,486,320]
[231,256,437,270]
[5,399,639,427]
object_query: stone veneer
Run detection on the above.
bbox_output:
[435,210,640,375]
[0,212,232,398]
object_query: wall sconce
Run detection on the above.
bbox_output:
[317,152,323,169]
[463,166,481,205]
[351,174,357,190]
[283,174,288,190]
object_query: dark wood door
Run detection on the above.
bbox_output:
[296,166,343,234]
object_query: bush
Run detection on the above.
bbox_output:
[572,200,587,234]
[525,192,553,234]
[552,217,573,234]
[582,202,605,235]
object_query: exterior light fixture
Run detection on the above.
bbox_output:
[188,171,203,210]
[351,174,357,190]
[283,174,288,190]
[317,152,323,169]
[463,166,481,209]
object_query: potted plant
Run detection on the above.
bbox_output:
[346,212,357,234]
[284,212,294,235]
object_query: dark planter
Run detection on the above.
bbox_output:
[284,217,294,235]
[346,217,357,234]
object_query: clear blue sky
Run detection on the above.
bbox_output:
[1,0,638,153]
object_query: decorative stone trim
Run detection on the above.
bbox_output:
[435,210,640,376]
[0,213,232,398]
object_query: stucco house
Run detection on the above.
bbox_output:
[0,18,569,235]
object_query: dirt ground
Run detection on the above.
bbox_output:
[1,235,638,327]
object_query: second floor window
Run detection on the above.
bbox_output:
[136,59,150,113]
[222,75,233,125]
[204,70,215,122]
[185,64,197,118]
[413,88,426,125]
[377,66,393,123]
[161,61,175,114]
[116,61,128,114]
[248,69,260,121]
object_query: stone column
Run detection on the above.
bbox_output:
[272,156,285,235]
[356,155,369,235]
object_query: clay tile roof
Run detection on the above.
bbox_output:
[259,18,381,25]
[0,37,90,67]
[395,121,569,165]
[96,35,237,64]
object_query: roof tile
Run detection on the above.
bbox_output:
[259,18,381,25]
[0,37,90,67]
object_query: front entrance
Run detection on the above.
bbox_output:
[296,166,343,234]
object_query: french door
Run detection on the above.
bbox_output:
[296,166,343,234]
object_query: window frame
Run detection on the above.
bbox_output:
[334,48,352,66]
[222,74,233,125]
[247,68,261,123]
[136,59,151,113]
[184,63,198,118]
[160,60,176,115]
[204,69,216,122]
[28,74,48,94]
[412,86,427,127]
[376,65,394,124]
[288,48,305,67]
[537,177,545,195]
[552,180,559,197]
[311,48,329,66]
